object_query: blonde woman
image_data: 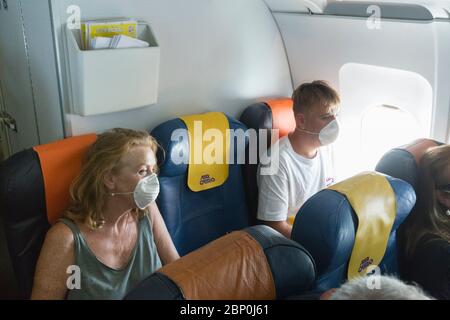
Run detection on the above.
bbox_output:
[31,128,179,299]
[402,144,450,299]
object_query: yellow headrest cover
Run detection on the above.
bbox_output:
[179,112,230,192]
[328,172,396,279]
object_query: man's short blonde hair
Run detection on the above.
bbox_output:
[292,80,340,114]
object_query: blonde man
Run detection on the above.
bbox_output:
[257,81,340,238]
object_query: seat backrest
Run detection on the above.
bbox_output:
[239,99,295,140]
[375,139,446,279]
[151,113,250,256]
[125,225,316,300]
[375,138,443,192]
[291,173,416,292]
[0,134,96,298]
[239,99,295,223]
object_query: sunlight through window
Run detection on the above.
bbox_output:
[360,104,422,172]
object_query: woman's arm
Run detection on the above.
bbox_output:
[149,202,180,265]
[31,222,75,300]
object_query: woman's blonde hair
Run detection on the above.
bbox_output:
[404,144,450,258]
[65,128,161,229]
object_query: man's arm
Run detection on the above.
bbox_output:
[257,161,292,238]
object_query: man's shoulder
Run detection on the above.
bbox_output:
[260,137,289,162]
[267,137,292,159]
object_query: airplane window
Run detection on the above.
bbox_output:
[337,63,433,181]
[360,104,422,172]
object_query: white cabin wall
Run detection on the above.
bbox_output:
[433,21,450,143]
[50,0,293,135]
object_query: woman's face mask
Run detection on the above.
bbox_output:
[296,119,340,146]
[110,173,160,209]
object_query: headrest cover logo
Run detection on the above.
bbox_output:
[358,256,374,273]
[200,174,216,185]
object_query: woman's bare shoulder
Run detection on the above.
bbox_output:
[44,220,75,251]
[31,221,76,300]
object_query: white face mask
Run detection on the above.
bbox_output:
[110,173,160,209]
[296,119,340,146]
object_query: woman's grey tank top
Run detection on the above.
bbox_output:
[59,215,162,300]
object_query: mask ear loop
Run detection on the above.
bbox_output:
[295,118,338,136]
[110,191,134,196]
[109,173,157,196]
[295,127,320,135]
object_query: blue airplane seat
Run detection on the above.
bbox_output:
[291,174,416,293]
[150,114,250,256]
[239,99,295,224]
[125,225,316,300]
[375,139,446,282]
[0,134,97,298]
[375,139,443,192]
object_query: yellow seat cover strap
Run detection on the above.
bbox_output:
[328,172,397,279]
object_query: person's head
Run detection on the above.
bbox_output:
[65,128,161,229]
[292,80,341,146]
[327,276,432,300]
[406,144,450,257]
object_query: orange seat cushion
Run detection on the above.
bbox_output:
[159,231,276,300]
[266,99,295,138]
[33,134,97,224]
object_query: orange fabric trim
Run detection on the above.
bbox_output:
[266,99,295,138]
[159,231,276,300]
[33,134,97,224]
[401,139,439,165]
[320,288,338,300]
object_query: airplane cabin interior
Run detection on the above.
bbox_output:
[0,0,449,302]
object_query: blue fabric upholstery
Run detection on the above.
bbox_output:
[375,139,443,192]
[151,115,250,256]
[375,139,446,283]
[239,102,273,224]
[291,174,416,292]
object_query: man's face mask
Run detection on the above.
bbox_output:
[296,119,340,146]
[110,173,160,209]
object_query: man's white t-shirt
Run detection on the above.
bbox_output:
[257,136,334,222]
